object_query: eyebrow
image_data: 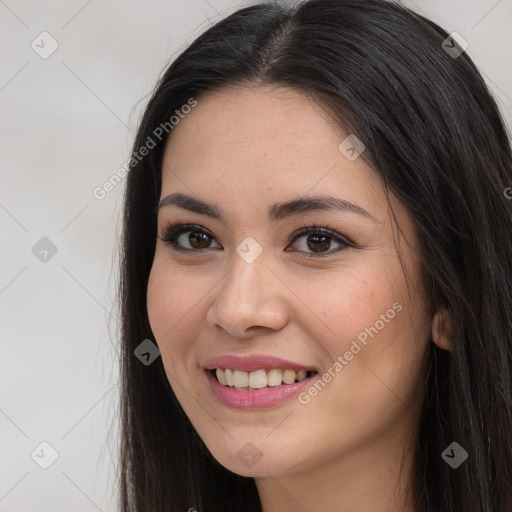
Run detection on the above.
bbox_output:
[157,192,378,223]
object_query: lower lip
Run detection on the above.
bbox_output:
[205,369,318,409]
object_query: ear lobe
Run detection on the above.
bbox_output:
[431,308,453,351]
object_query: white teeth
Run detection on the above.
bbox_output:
[267,369,283,387]
[224,368,234,387]
[216,368,227,385]
[213,368,314,389]
[248,369,267,389]
[282,370,296,384]
[233,370,249,388]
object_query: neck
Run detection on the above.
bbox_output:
[255,428,418,512]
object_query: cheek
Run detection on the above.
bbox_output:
[296,263,427,395]
[291,264,399,345]
[146,260,203,359]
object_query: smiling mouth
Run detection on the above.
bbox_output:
[209,368,318,391]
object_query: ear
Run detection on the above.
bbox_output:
[431,308,453,351]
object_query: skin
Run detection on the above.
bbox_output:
[147,85,441,512]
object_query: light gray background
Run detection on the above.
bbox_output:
[1,0,510,510]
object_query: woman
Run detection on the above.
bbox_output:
[117,0,512,510]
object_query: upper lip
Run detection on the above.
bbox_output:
[203,354,318,373]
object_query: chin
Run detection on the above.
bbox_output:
[204,441,309,478]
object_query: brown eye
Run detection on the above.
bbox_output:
[287,226,351,257]
[186,231,212,249]
[305,234,331,252]
[159,224,221,252]
[160,223,352,258]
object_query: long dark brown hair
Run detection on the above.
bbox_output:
[117,1,512,510]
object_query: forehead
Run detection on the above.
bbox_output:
[160,85,384,218]
[164,85,344,165]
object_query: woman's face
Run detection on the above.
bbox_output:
[147,85,431,480]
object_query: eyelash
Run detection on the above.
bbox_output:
[158,220,354,258]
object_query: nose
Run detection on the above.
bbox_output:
[206,250,289,338]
